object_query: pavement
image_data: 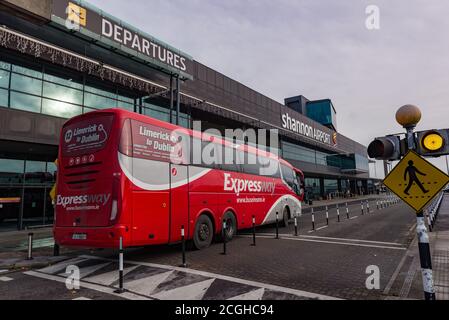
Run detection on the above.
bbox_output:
[383,192,449,300]
[2,193,446,300]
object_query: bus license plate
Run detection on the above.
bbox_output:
[72,233,87,240]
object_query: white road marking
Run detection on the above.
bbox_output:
[350,216,359,220]
[24,271,150,300]
[72,297,91,300]
[245,234,406,250]
[244,233,404,247]
[0,270,8,274]
[315,226,328,231]
[39,257,88,274]
[299,235,405,247]
[124,270,173,296]
[59,262,110,279]
[0,276,13,282]
[228,288,265,300]
[80,255,341,300]
[84,265,139,286]
[152,278,215,300]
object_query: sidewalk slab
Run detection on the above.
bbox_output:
[387,192,449,300]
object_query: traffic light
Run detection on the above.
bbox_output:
[416,129,449,157]
[367,135,404,160]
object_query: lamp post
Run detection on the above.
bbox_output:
[396,104,436,300]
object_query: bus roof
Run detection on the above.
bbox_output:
[64,108,301,171]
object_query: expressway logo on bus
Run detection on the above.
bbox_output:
[56,193,111,208]
[223,173,275,196]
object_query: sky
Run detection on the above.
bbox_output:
[87,0,449,177]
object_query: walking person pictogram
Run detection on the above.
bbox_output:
[403,160,429,195]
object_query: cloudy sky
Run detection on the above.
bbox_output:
[88,0,449,177]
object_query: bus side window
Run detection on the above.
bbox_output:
[259,157,280,178]
[220,147,241,172]
[281,164,297,192]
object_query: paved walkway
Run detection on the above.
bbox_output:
[385,192,449,300]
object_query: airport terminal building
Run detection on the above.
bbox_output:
[0,0,374,230]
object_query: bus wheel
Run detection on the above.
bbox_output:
[222,211,237,241]
[193,215,214,250]
[281,207,290,227]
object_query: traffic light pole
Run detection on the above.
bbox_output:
[406,126,436,301]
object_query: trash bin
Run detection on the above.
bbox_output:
[309,200,313,205]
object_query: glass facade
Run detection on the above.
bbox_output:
[323,179,338,195]
[282,140,369,175]
[282,141,316,164]
[0,58,190,128]
[0,56,192,230]
[306,100,337,130]
[304,178,321,201]
[0,158,56,231]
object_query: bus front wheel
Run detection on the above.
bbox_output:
[193,214,214,250]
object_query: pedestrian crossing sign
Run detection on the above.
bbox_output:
[383,150,449,212]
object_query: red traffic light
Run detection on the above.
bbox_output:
[367,136,402,160]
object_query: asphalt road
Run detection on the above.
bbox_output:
[0,199,416,300]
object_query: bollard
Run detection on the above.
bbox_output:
[326,206,329,225]
[416,212,436,300]
[346,202,350,219]
[376,200,379,210]
[27,233,34,260]
[361,202,364,215]
[294,215,298,236]
[366,200,370,214]
[426,210,433,232]
[115,236,125,293]
[431,209,436,228]
[222,220,227,255]
[251,215,256,246]
[53,243,60,257]
[180,225,187,267]
[311,208,315,231]
[275,212,279,239]
[337,204,340,222]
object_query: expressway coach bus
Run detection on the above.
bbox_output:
[54,108,305,249]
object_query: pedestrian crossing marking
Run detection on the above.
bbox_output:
[228,288,265,300]
[152,278,215,300]
[84,265,139,286]
[124,270,173,296]
[59,262,110,279]
[39,257,88,275]
[0,276,13,282]
[31,256,340,300]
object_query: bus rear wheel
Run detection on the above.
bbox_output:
[193,214,214,250]
[222,211,237,241]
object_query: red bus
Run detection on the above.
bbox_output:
[54,108,305,249]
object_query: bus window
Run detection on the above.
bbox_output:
[220,147,241,172]
[281,164,297,192]
[295,172,304,197]
[259,157,280,178]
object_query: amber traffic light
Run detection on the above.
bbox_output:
[416,129,449,157]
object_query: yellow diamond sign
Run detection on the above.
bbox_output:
[383,150,449,212]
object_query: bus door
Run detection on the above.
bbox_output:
[169,164,189,243]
